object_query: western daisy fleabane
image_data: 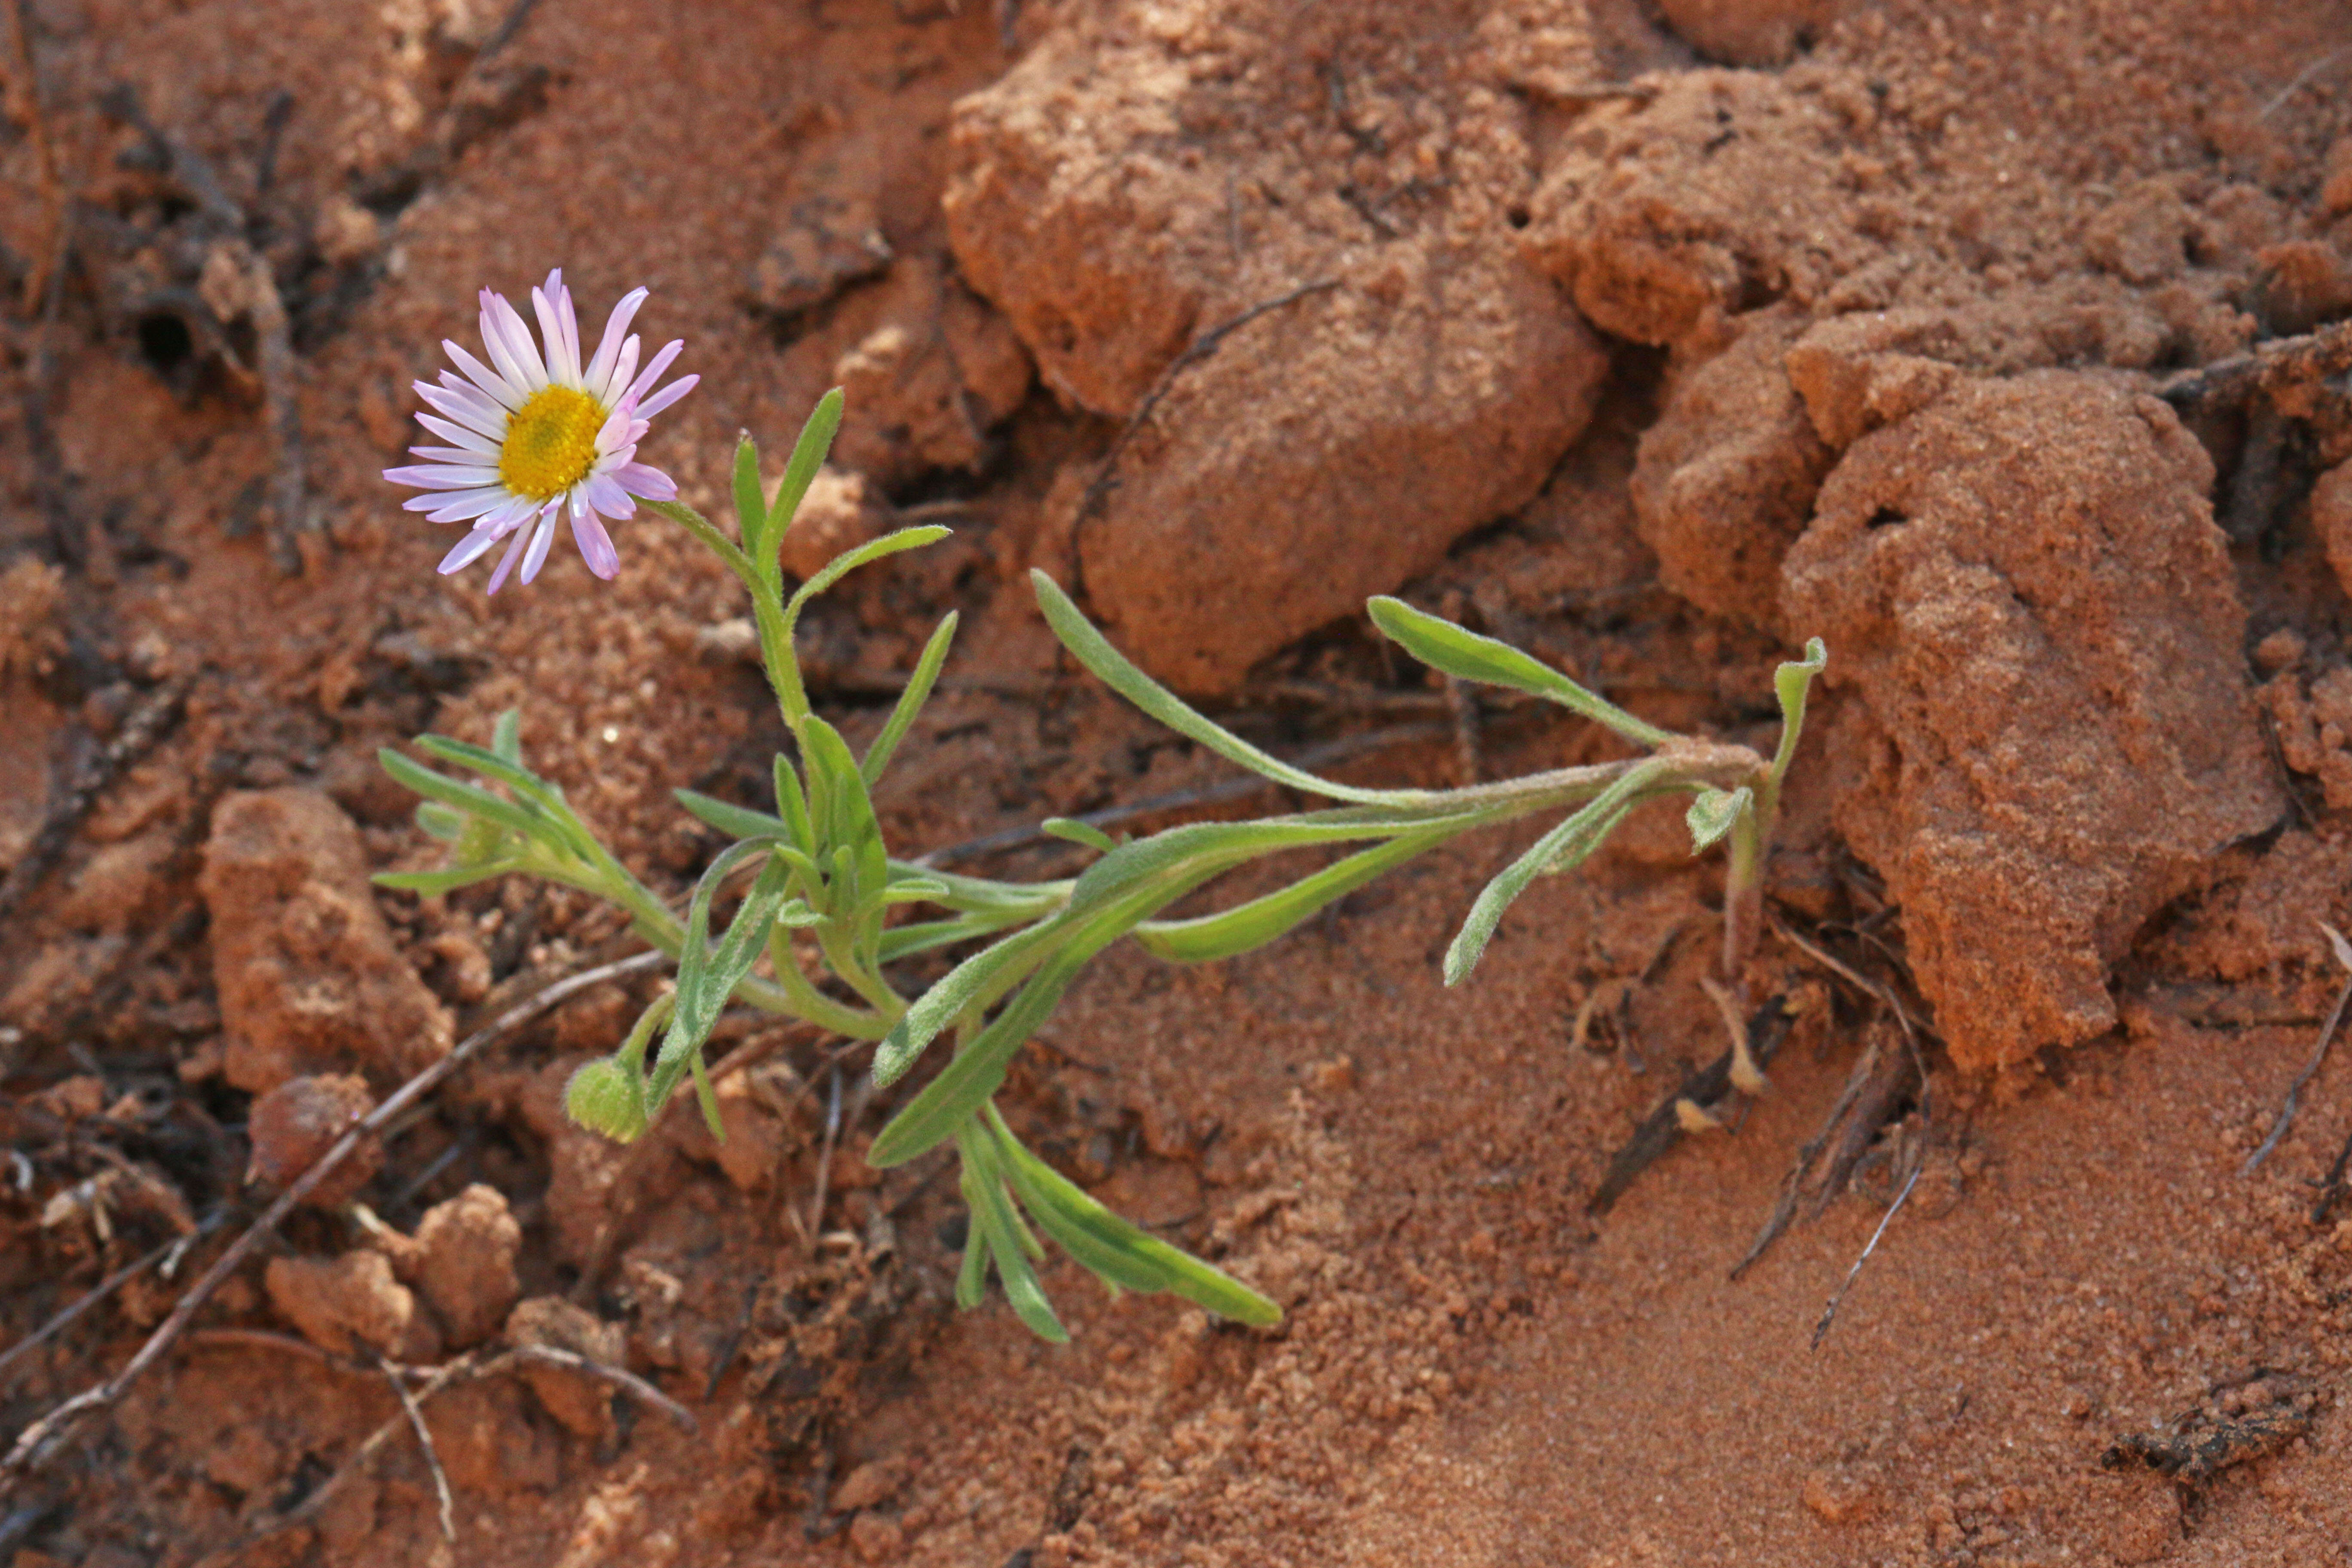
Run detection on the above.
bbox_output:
[383,269,698,593]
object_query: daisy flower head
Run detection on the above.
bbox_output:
[384,269,698,593]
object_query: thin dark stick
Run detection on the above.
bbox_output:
[375,1352,454,1542]
[2311,1126,2352,1226]
[0,677,187,922]
[508,1344,696,1433]
[2244,923,2352,1176]
[1810,1156,1923,1350]
[0,1232,185,1385]
[914,722,1449,868]
[1769,916,1926,1048]
[1,949,668,1486]
[213,1353,485,1561]
[1068,279,1339,589]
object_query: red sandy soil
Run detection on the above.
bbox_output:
[5,0,2352,1565]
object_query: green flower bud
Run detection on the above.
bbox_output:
[564,1057,648,1143]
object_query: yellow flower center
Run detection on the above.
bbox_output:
[498,386,605,501]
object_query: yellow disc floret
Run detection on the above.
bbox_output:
[498,386,605,501]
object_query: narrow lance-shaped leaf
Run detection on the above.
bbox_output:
[672,788,793,844]
[1767,636,1829,790]
[1366,596,1672,749]
[989,1108,1280,1325]
[860,610,958,787]
[1134,830,1447,965]
[1445,760,1668,986]
[1041,818,1117,854]
[374,861,528,896]
[782,527,952,644]
[1030,570,1425,807]
[646,842,787,1110]
[377,748,545,844]
[731,433,766,563]
[959,1126,1068,1341]
[870,919,1067,1087]
[411,735,604,867]
[768,388,844,552]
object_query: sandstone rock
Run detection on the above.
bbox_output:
[245,1073,380,1208]
[1630,306,1833,629]
[831,1458,908,1513]
[2312,459,2352,598]
[946,1,1608,693]
[1522,71,1871,347]
[2084,179,2194,285]
[778,468,896,583]
[1781,373,2280,1070]
[56,830,177,935]
[200,789,452,1093]
[264,1250,441,1361]
[1655,0,1845,66]
[413,1184,522,1348]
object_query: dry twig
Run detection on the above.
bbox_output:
[508,1344,697,1434]
[0,677,190,923]
[1,949,668,1488]
[1810,1154,1923,1351]
[2243,922,2352,1176]
[0,1221,217,1387]
[375,1351,454,1543]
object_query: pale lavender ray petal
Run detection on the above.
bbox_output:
[439,523,509,575]
[485,518,535,594]
[443,339,524,410]
[489,290,550,389]
[612,462,677,501]
[423,487,517,523]
[570,495,620,579]
[583,472,636,521]
[416,382,505,440]
[594,400,635,451]
[409,444,493,462]
[584,287,647,394]
[631,373,697,422]
[417,411,502,451]
[625,340,685,406]
[519,500,562,584]
[556,282,582,384]
[531,284,579,387]
[600,335,642,410]
[434,371,511,428]
[477,291,536,395]
[384,463,499,489]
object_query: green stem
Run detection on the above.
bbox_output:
[766,925,893,1038]
[642,498,808,728]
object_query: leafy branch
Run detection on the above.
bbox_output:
[378,391,1828,1343]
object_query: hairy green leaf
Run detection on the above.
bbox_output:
[1445,760,1666,986]
[1685,785,1752,853]
[1041,817,1117,854]
[1031,570,1426,807]
[672,788,792,844]
[1366,596,1672,748]
[861,611,958,787]
[731,433,767,563]
[770,388,844,547]
[1134,830,1444,964]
